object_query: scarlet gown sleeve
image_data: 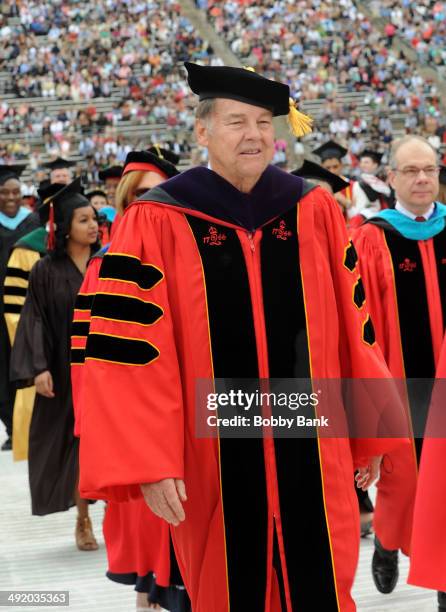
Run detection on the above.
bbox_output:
[79,203,184,502]
[71,257,102,438]
[10,258,51,388]
[353,223,405,376]
[309,189,410,463]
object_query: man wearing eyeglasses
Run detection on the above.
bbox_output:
[354,135,446,607]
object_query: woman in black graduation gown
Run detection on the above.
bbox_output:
[11,178,101,550]
[0,165,39,450]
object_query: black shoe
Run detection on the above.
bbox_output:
[372,536,399,594]
[438,591,446,610]
[1,437,12,451]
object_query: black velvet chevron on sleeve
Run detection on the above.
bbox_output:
[99,254,164,290]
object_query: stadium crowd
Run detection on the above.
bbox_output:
[1,0,446,173]
[204,0,446,165]
[370,1,446,68]
[0,0,217,174]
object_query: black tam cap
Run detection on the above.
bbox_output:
[147,145,180,167]
[43,157,76,170]
[0,164,26,185]
[123,148,179,179]
[185,61,290,116]
[291,160,350,194]
[37,181,66,203]
[98,165,123,181]
[359,149,383,165]
[313,140,347,162]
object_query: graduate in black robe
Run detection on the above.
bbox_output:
[10,178,101,551]
[0,165,39,449]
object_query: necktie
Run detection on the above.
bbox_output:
[415,216,426,222]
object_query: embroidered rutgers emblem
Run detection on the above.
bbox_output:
[203,225,227,246]
[399,258,417,272]
[272,219,292,241]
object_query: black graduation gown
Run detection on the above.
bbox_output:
[0,213,39,423]
[10,254,83,515]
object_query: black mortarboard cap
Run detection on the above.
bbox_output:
[313,140,348,162]
[185,61,290,116]
[43,157,76,170]
[123,149,179,179]
[98,165,123,181]
[359,149,383,165]
[38,177,90,249]
[0,164,26,185]
[36,182,66,224]
[291,160,350,194]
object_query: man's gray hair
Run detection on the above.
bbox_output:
[196,99,216,127]
[389,135,438,169]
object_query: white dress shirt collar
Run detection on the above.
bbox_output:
[395,200,435,220]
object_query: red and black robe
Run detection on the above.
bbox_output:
[354,210,446,554]
[79,165,407,612]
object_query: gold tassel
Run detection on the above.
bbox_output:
[244,67,313,137]
[287,98,313,138]
[154,143,164,159]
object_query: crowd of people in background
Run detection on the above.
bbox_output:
[0,0,218,175]
[0,0,446,179]
[370,0,446,67]
[205,0,445,158]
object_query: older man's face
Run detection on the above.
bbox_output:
[195,98,275,189]
[50,168,72,185]
[389,141,439,211]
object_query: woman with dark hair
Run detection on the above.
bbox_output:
[10,178,100,551]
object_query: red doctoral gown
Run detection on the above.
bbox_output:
[354,212,446,554]
[79,166,407,612]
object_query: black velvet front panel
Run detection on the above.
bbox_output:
[384,230,436,442]
[186,215,268,612]
[260,208,339,610]
[384,231,435,377]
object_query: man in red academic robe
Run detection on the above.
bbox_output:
[408,336,446,611]
[354,135,446,599]
[79,63,408,612]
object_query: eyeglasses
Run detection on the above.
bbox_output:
[392,166,440,178]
